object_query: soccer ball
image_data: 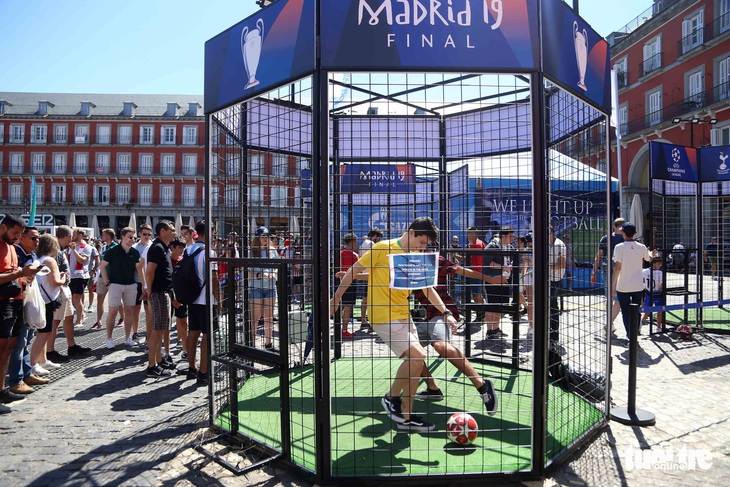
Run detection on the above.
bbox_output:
[677,324,693,340]
[446,412,478,445]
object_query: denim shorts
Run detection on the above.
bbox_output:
[416,316,452,347]
[466,276,484,297]
[249,287,277,300]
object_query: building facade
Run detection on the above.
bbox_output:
[0,92,205,235]
[609,0,730,244]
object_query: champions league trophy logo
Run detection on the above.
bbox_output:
[573,21,588,91]
[241,18,265,90]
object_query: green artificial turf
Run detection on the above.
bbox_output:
[666,306,730,331]
[216,357,603,476]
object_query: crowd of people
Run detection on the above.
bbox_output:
[0,214,216,414]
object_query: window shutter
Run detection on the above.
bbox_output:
[711,128,720,146]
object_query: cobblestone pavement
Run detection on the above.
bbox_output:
[2,298,728,486]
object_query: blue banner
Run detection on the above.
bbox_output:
[204,0,315,114]
[699,146,730,182]
[389,252,439,289]
[321,0,539,69]
[541,0,611,112]
[341,163,415,194]
[650,141,698,183]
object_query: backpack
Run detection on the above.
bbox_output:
[172,246,206,305]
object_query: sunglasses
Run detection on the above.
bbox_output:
[141,233,152,237]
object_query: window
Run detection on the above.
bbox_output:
[10,124,24,143]
[116,185,131,204]
[80,102,94,117]
[140,154,153,175]
[95,153,110,174]
[687,70,704,105]
[647,88,662,126]
[0,124,4,144]
[122,102,136,117]
[51,184,66,203]
[296,157,309,176]
[642,37,661,76]
[54,153,67,174]
[117,154,131,174]
[161,126,176,145]
[183,186,196,207]
[74,153,87,174]
[140,126,154,144]
[38,101,52,116]
[10,153,23,173]
[227,156,240,176]
[35,184,44,205]
[9,184,23,205]
[75,124,89,144]
[0,152,2,172]
[250,153,263,176]
[54,124,68,144]
[31,125,47,144]
[182,154,197,175]
[118,125,132,144]
[160,185,174,206]
[293,186,301,203]
[94,185,110,205]
[225,187,239,208]
[31,153,45,174]
[139,185,152,206]
[248,186,262,203]
[183,126,198,145]
[210,186,219,207]
[711,124,730,145]
[721,0,730,34]
[273,154,288,177]
[73,185,87,204]
[97,124,111,144]
[681,10,704,54]
[618,105,629,137]
[271,186,288,207]
[717,55,730,101]
[161,154,175,175]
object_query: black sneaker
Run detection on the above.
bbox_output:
[159,360,176,370]
[396,415,436,432]
[487,329,507,339]
[0,388,27,404]
[186,368,198,380]
[67,345,91,357]
[414,388,444,401]
[196,373,209,386]
[47,350,69,362]
[381,395,405,423]
[132,333,140,341]
[479,380,498,416]
[162,355,175,366]
[146,365,172,378]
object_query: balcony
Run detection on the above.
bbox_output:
[623,82,730,136]
[639,52,662,78]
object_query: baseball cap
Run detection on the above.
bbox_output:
[621,222,637,237]
[255,226,269,236]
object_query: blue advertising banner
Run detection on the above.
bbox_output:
[389,252,439,289]
[699,146,730,182]
[204,0,315,114]
[541,0,611,112]
[320,0,539,70]
[650,141,698,183]
[341,163,415,194]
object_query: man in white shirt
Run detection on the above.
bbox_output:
[68,229,92,327]
[132,224,154,341]
[548,226,566,342]
[612,223,654,338]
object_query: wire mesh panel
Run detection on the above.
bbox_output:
[699,182,730,331]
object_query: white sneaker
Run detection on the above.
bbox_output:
[106,338,115,349]
[526,327,534,339]
[124,338,136,347]
[40,360,61,370]
[31,364,50,376]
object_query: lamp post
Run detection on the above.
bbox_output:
[671,116,718,148]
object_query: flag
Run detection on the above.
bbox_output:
[29,177,37,225]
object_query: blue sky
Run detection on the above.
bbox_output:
[0,0,651,95]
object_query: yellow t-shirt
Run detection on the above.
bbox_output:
[357,239,412,325]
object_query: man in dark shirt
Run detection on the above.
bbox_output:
[412,245,498,415]
[142,220,176,378]
[591,218,625,328]
[704,237,719,280]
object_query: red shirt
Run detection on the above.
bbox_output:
[0,240,22,299]
[467,238,486,268]
[340,249,359,272]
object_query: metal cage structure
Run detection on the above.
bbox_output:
[202,0,616,483]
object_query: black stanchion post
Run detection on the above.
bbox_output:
[610,303,656,426]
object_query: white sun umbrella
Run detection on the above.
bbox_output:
[128,212,137,232]
[188,216,195,229]
[145,215,152,228]
[91,215,100,240]
[629,193,644,243]
[289,215,300,234]
[174,213,183,235]
[68,212,77,228]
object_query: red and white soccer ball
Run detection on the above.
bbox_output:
[446,412,478,445]
[677,324,693,340]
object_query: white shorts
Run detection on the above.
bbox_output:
[53,287,73,322]
[107,283,138,308]
[373,319,421,358]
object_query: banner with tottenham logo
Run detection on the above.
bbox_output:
[651,141,730,183]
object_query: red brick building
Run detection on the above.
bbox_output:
[609,0,730,237]
[0,92,205,234]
